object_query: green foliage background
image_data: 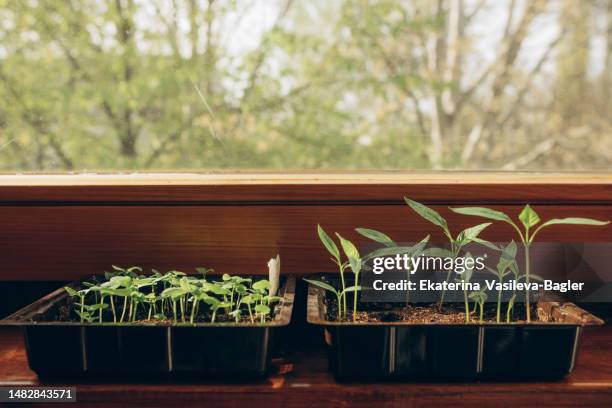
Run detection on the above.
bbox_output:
[0,0,610,171]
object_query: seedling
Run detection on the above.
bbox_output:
[455,252,476,322]
[357,228,430,304]
[404,198,492,309]
[309,226,363,321]
[468,289,487,323]
[450,204,609,322]
[63,267,281,325]
[483,241,530,323]
[317,225,349,318]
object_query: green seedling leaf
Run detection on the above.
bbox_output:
[450,206,513,223]
[255,304,271,315]
[501,240,518,259]
[355,228,395,247]
[161,287,187,300]
[531,217,610,241]
[336,233,361,274]
[100,286,128,296]
[538,217,610,227]
[240,294,257,304]
[405,198,451,238]
[342,285,362,293]
[203,296,220,307]
[456,222,492,245]
[169,270,187,276]
[252,279,271,292]
[519,204,540,230]
[303,278,338,294]
[317,224,340,260]
[134,277,154,288]
[75,310,94,323]
[179,277,195,292]
[202,282,230,295]
[195,267,213,278]
[109,275,132,288]
[130,291,145,300]
[470,237,499,251]
[64,287,79,297]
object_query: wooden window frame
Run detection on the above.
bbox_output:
[0,172,610,280]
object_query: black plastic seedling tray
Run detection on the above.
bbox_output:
[2,276,295,380]
[307,279,603,381]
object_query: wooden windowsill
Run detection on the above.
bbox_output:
[0,171,611,186]
[1,325,611,407]
[0,171,610,202]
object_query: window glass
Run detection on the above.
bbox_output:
[0,0,610,171]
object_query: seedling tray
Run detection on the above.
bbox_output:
[2,276,295,380]
[307,278,603,381]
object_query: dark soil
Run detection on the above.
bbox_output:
[324,296,539,324]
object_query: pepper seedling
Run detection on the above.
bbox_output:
[405,198,492,310]
[450,204,609,322]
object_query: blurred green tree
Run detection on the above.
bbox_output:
[0,0,609,171]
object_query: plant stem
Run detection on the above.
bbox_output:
[80,296,85,323]
[524,242,531,322]
[496,288,502,323]
[190,300,198,324]
[120,296,128,323]
[439,244,458,310]
[247,304,254,323]
[479,302,484,323]
[110,296,117,323]
[338,260,347,319]
[506,302,512,323]
[180,298,185,323]
[99,296,104,322]
[352,273,359,321]
[463,289,470,323]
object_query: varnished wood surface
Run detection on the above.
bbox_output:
[0,326,611,407]
[0,172,610,202]
[0,205,609,280]
[0,173,609,280]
